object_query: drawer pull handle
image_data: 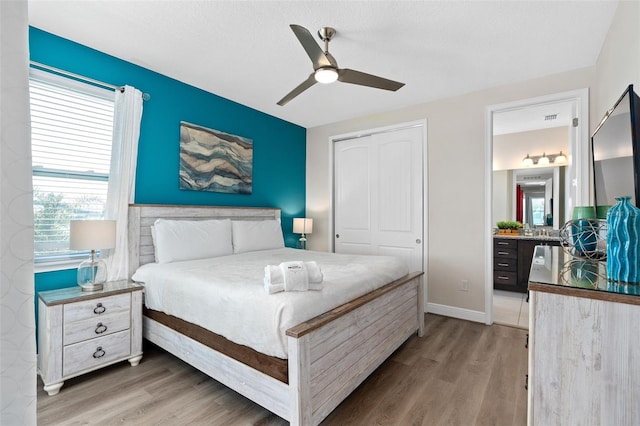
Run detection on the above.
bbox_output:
[498,263,509,267]
[497,242,509,245]
[95,323,108,334]
[93,303,106,314]
[497,251,509,256]
[93,346,105,359]
[497,276,510,280]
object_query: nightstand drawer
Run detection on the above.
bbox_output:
[63,330,131,377]
[64,311,130,346]
[64,293,130,323]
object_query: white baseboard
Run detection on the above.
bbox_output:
[426,302,486,323]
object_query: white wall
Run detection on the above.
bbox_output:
[0,0,37,423]
[493,170,512,226]
[306,67,595,315]
[493,127,569,171]
[594,0,640,125]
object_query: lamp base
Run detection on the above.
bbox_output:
[79,282,104,292]
[77,255,108,291]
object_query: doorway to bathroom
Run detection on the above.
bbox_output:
[485,88,590,327]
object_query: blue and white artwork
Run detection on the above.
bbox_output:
[179,122,253,194]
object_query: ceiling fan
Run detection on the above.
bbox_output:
[277,24,405,106]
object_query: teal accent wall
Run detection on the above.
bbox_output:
[30,27,307,293]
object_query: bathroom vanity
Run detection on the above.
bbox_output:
[493,235,560,292]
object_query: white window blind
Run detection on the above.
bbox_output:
[30,69,115,263]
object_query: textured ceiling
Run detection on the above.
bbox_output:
[28,1,618,129]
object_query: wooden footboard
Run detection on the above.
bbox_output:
[287,272,424,425]
[143,271,423,425]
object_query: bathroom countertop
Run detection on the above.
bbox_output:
[493,234,562,242]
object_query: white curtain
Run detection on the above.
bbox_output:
[0,0,37,423]
[106,85,143,281]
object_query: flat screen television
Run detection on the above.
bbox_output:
[591,84,640,209]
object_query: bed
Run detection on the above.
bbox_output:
[128,204,424,425]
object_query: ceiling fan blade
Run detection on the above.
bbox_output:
[277,73,317,106]
[290,24,332,69]
[337,68,405,91]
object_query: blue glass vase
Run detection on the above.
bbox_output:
[606,196,640,283]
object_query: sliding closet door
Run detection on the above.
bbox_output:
[334,126,423,272]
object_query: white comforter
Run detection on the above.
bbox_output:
[132,248,409,358]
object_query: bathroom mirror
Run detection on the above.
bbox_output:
[493,166,565,228]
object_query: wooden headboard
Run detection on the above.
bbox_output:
[127,204,281,278]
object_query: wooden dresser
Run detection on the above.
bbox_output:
[37,280,144,396]
[527,246,640,425]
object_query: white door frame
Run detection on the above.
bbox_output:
[484,88,589,324]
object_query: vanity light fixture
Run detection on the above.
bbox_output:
[538,153,550,165]
[522,154,534,167]
[522,151,567,166]
[554,151,567,163]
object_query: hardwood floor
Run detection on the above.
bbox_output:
[37,314,528,425]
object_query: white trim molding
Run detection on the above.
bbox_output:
[426,302,486,324]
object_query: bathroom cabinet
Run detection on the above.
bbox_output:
[493,236,560,292]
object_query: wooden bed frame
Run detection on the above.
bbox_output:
[128,204,424,425]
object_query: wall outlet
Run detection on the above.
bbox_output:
[460,280,469,291]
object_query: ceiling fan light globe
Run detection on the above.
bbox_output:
[315,68,338,84]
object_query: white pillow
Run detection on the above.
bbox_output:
[232,219,284,253]
[153,218,233,263]
[150,225,158,263]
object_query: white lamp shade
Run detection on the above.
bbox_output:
[70,220,116,251]
[293,218,313,234]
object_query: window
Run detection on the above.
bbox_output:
[30,69,115,265]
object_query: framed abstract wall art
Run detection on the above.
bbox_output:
[179,121,253,194]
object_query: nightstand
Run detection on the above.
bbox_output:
[37,280,143,396]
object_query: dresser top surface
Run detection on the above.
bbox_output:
[528,246,640,304]
[39,280,143,306]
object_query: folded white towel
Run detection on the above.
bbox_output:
[264,261,324,294]
[281,261,309,291]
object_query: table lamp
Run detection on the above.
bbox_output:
[293,218,313,250]
[70,220,116,291]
